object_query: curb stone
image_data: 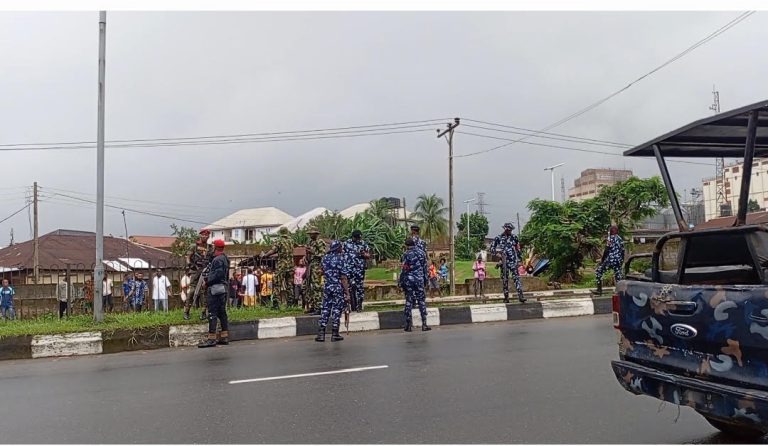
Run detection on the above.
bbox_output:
[0,296,612,361]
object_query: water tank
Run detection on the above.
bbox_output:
[720,203,732,217]
[381,197,402,208]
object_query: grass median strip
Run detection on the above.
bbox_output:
[0,306,305,339]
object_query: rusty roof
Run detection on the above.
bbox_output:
[0,230,178,271]
[695,211,768,230]
[129,235,177,249]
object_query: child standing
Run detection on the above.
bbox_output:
[428,261,441,298]
[0,279,15,320]
[472,255,486,300]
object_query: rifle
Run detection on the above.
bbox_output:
[344,302,351,334]
[190,263,211,309]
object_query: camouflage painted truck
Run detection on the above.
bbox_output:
[612,100,768,439]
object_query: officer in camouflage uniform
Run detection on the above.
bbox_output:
[594,225,625,295]
[303,228,326,315]
[399,237,431,332]
[315,240,351,342]
[489,222,526,303]
[262,227,296,308]
[185,228,215,320]
[344,230,371,312]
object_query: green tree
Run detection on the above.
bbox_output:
[596,176,670,229]
[456,212,489,260]
[366,198,396,226]
[521,176,668,282]
[412,193,448,244]
[169,224,200,259]
[748,199,761,213]
[307,211,350,240]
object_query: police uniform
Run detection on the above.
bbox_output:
[315,240,350,342]
[303,230,326,314]
[198,240,230,348]
[595,230,625,294]
[185,230,214,320]
[489,223,526,303]
[400,239,430,332]
[343,234,370,312]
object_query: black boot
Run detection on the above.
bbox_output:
[199,310,207,321]
[503,293,510,304]
[594,281,603,296]
[404,321,412,332]
[183,310,190,321]
[198,338,217,348]
[422,325,431,332]
[217,331,229,345]
[518,292,527,303]
[315,327,326,342]
[331,329,344,342]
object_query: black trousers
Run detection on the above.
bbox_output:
[59,301,68,318]
[207,291,229,334]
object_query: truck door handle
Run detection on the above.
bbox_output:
[667,301,698,316]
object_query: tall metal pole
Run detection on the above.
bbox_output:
[544,163,565,201]
[33,182,39,284]
[93,11,107,322]
[463,198,476,258]
[438,118,460,296]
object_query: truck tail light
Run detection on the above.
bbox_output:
[612,293,620,329]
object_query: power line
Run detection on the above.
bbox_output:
[456,131,713,166]
[462,119,630,148]
[457,11,755,159]
[462,123,629,149]
[40,186,231,212]
[0,119,448,151]
[0,203,32,225]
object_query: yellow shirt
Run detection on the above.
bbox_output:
[260,273,274,297]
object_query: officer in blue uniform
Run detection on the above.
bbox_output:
[315,240,351,342]
[594,225,625,295]
[410,224,428,257]
[399,238,431,332]
[344,230,370,312]
[489,223,526,303]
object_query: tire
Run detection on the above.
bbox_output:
[702,415,765,440]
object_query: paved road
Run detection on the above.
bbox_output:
[0,315,760,444]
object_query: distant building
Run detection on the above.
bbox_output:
[568,168,633,201]
[338,197,414,226]
[277,207,329,232]
[205,207,294,243]
[129,235,177,251]
[702,160,768,221]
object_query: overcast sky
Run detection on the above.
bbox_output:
[0,11,763,245]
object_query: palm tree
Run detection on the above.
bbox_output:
[366,199,395,226]
[412,194,448,244]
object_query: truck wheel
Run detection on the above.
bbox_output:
[702,415,765,440]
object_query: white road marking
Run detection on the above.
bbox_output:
[229,365,389,384]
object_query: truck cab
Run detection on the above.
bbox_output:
[612,100,768,439]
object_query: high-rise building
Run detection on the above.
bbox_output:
[568,168,633,202]
[702,160,768,221]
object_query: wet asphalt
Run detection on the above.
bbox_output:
[0,315,761,444]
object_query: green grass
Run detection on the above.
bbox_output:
[0,306,305,339]
[366,260,500,285]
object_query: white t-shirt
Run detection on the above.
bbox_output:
[180,275,191,302]
[152,275,171,300]
[102,278,114,295]
[242,273,258,295]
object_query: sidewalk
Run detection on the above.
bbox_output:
[366,287,610,307]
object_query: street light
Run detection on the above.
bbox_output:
[543,163,565,201]
[463,198,476,257]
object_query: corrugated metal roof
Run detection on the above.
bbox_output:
[205,207,293,230]
[129,235,177,249]
[695,211,768,230]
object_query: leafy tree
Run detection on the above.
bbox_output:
[169,224,200,259]
[595,176,669,229]
[306,211,406,261]
[412,193,448,244]
[307,211,350,240]
[456,212,489,260]
[748,199,761,213]
[521,176,668,282]
[366,199,396,226]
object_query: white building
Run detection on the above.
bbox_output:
[277,207,329,232]
[702,160,768,221]
[205,207,294,243]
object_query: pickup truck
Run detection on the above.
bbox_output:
[611,100,768,440]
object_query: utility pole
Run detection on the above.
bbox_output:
[710,86,726,217]
[516,213,521,236]
[437,118,460,296]
[561,177,566,202]
[9,228,13,247]
[122,210,131,260]
[33,182,39,284]
[544,163,565,201]
[93,11,107,322]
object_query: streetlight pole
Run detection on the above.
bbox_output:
[463,198,476,258]
[93,11,107,322]
[543,163,565,201]
[438,118,460,296]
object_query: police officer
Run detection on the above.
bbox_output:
[198,239,230,348]
[489,223,526,303]
[410,224,428,256]
[304,228,326,315]
[262,227,295,308]
[399,238,430,332]
[343,230,370,312]
[315,240,351,342]
[594,225,625,295]
[185,228,214,320]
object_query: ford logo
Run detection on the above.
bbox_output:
[671,324,698,339]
